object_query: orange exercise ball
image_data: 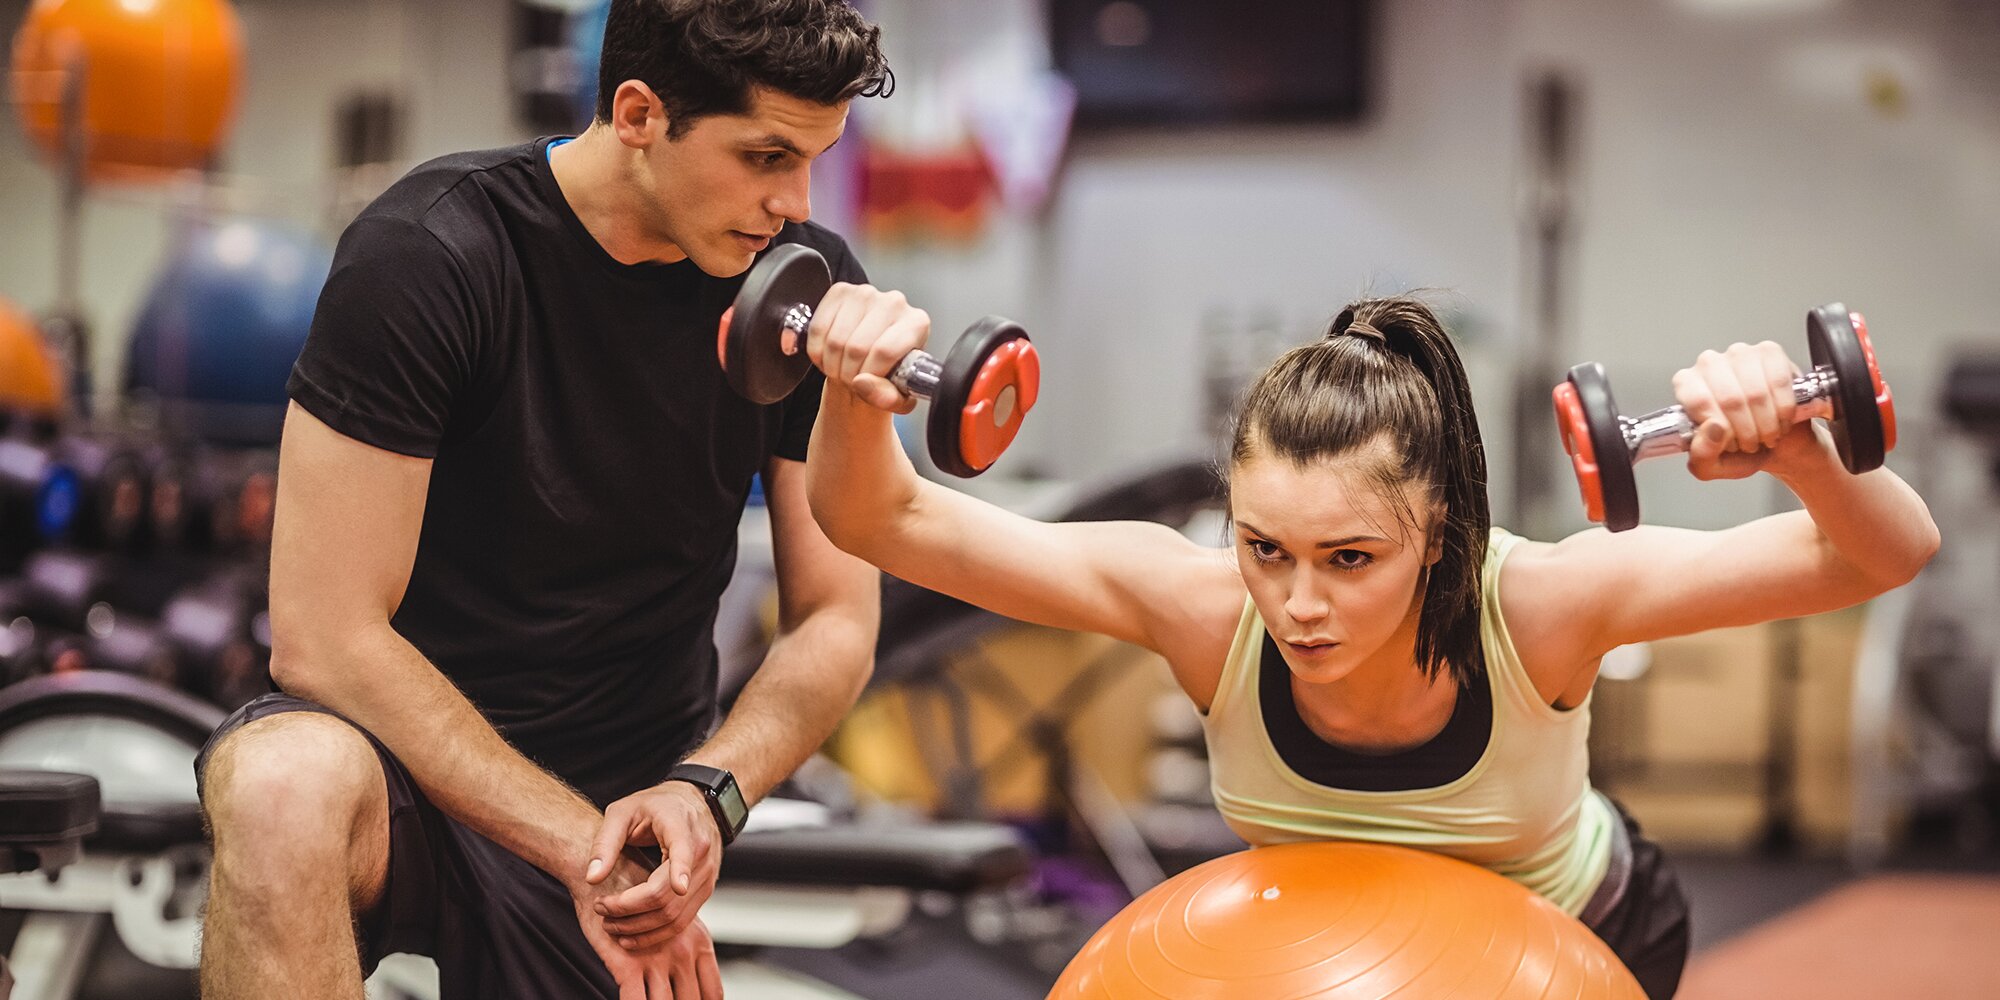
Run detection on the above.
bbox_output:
[9,0,243,180]
[1049,843,1644,1000]
[0,298,65,418]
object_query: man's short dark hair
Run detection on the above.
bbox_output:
[595,0,893,137]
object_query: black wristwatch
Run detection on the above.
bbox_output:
[665,763,748,845]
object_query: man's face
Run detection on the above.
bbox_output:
[640,87,847,277]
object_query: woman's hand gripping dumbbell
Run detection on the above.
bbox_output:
[1553,303,1897,531]
[717,244,1040,478]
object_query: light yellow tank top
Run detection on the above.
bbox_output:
[1199,527,1617,915]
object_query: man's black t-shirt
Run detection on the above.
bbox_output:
[288,137,866,807]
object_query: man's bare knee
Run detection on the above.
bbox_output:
[203,712,389,905]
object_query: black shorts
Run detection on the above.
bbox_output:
[1587,798,1693,1000]
[195,693,622,998]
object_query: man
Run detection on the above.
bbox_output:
[194,2,903,997]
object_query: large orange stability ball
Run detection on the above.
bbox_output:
[1049,843,1645,1000]
[10,0,243,179]
[0,298,64,418]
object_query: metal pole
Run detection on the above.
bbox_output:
[51,52,92,424]
[1514,72,1578,539]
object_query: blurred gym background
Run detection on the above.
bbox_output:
[0,0,1996,997]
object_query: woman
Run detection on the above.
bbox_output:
[800,290,1939,998]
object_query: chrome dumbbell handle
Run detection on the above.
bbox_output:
[888,352,943,399]
[772,300,939,399]
[779,303,813,347]
[1622,364,1840,461]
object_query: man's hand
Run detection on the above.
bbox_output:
[571,866,723,1000]
[804,282,929,414]
[583,781,723,947]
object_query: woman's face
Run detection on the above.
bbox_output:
[1230,441,1440,684]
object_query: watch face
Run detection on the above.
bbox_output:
[716,780,749,832]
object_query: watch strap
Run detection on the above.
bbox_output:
[666,763,743,844]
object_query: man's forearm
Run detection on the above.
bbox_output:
[274,622,601,885]
[682,609,876,804]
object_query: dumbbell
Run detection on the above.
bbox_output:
[9,553,203,689]
[0,432,146,553]
[0,437,55,566]
[0,409,56,445]
[17,549,123,633]
[160,568,271,709]
[44,434,147,550]
[0,578,48,686]
[0,577,94,683]
[0,616,40,686]
[717,243,1041,478]
[133,442,186,552]
[146,446,278,554]
[1553,303,1897,532]
[0,424,75,556]
[43,606,182,689]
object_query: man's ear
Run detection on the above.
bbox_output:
[609,80,667,148]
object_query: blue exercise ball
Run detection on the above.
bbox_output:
[126,218,332,447]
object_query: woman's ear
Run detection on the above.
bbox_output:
[1424,507,1446,567]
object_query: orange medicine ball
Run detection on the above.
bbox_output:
[9,0,243,180]
[0,298,64,417]
[1049,843,1645,1000]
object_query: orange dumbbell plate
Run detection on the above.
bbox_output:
[1851,312,1897,455]
[1553,381,1604,524]
[1554,363,1641,531]
[958,338,1040,475]
[929,317,1035,478]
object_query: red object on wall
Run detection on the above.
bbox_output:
[856,142,994,243]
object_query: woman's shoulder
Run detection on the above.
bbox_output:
[1151,548,1249,712]
[1488,527,1600,707]
[1490,527,1579,627]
